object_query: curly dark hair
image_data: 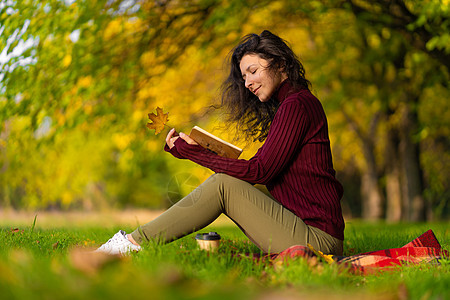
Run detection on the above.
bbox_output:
[220,30,311,142]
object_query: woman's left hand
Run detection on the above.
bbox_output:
[166,128,179,149]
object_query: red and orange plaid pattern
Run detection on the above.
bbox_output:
[274,230,449,275]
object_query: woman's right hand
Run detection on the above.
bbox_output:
[166,128,179,149]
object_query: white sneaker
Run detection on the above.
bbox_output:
[95,230,141,255]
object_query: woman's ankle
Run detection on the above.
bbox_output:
[127,234,140,246]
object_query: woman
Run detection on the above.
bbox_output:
[96,30,345,256]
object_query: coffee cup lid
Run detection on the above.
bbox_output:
[195,232,221,240]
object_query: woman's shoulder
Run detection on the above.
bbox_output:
[282,88,319,106]
[280,89,325,120]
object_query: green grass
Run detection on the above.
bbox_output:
[0,218,449,300]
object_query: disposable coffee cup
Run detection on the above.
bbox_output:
[195,232,221,251]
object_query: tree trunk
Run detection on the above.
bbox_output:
[0,120,11,208]
[361,170,384,220]
[361,141,384,220]
[399,103,425,221]
[342,111,384,220]
[385,128,402,222]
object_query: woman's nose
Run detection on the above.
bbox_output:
[245,77,252,89]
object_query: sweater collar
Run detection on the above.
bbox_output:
[275,79,296,103]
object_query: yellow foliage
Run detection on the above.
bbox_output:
[132,110,144,123]
[36,110,47,126]
[62,54,72,67]
[137,87,152,102]
[11,116,31,132]
[140,51,158,68]
[146,64,167,77]
[84,103,93,115]
[368,34,381,48]
[381,27,391,39]
[77,76,92,89]
[225,31,239,43]
[61,191,72,207]
[110,69,120,79]
[54,110,65,126]
[80,121,90,132]
[117,149,134,172]
[367,85,378,98]
[160,13,170,22]
[123,148,134,160]
[123,17,143,33]
[146,139,161,152]
[330,80,342,91]
[385,64,396,82]
[243,0,284,32]
[103,19,122,40]
[112,133,135,150]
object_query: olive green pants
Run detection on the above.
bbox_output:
[131,173,343,255]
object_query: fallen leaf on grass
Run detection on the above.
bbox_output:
[347,247,356,254]
[307,243,335,264]
[69,247,123,275]
[273,259,284,272]
[147,107,169,135]
[10,228,24,234]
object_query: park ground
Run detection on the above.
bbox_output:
[0,209,449,300]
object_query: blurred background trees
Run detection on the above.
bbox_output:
[0,0,448,221]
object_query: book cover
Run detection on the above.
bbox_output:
[189,126,242,159]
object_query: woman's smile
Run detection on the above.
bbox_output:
[240,54,287,102]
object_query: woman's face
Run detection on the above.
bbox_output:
[239,54,287,102]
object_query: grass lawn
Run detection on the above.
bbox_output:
[0,212,448,300]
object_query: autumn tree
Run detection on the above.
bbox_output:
[333,0,449,221]
[273,0,449,221]
[0,0,448,221]
[0,0,268,209]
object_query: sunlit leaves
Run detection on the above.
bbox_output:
[0,0,448,215]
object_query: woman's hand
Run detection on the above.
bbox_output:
[165,128,198,149]
[166,128,179,149]
[179,132,198,146]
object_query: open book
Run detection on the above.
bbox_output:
[189,126,242,159]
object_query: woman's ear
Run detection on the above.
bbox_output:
[277,63,288,80]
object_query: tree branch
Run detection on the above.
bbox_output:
[345,0,450,70]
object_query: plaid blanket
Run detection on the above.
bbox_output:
[274,229,449,275]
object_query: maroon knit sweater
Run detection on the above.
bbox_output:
[165,80,345,240]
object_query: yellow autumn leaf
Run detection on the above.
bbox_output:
[307,243,335,264]
[147,107,169,135]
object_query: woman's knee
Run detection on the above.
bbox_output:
[209,173,234,184]
[208,173,251,191]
